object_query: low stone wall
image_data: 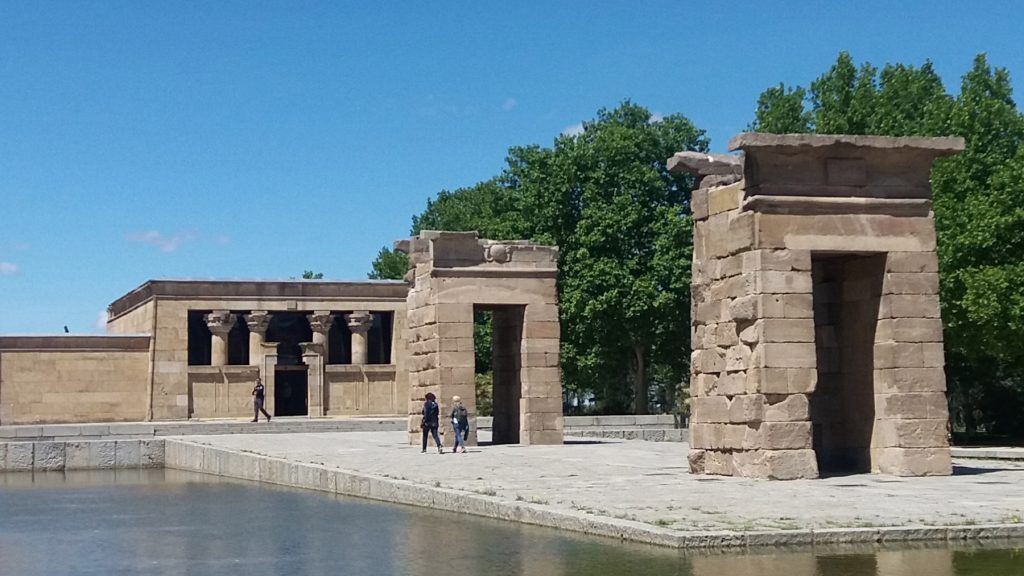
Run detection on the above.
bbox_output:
[0,439,165,472]
[475,415,689,442]
[0,417,407,442]
[0,336,151,425]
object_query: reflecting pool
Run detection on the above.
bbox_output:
[1,470,1022,576]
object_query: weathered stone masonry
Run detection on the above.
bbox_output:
[398,231,564,448]
[672,133,963,479]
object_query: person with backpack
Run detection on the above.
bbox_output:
[421,392,443,454]
[450,395,469,454]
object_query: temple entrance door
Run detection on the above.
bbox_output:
[809,253,885,475]
[265,312,314,417]
[274,366,308,416]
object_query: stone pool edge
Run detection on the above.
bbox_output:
[162,438,1024,550]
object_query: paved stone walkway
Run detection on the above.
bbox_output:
[179,431,1024,533]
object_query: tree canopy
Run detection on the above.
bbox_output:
[370,101,706,414]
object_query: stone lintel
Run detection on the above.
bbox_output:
[107,279,409,322]
[430,268,559,279]
[728,133,964,203]
[728,133,965,153]
[743,195,933,217]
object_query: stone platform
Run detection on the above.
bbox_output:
[0,416,406,441]
[161,431,1024,548]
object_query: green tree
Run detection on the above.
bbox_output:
[411,179,521,238]
[372,101,706,415]
[301,270,324,279]
[367,247,408,280]
[749,83,812,133]
[752,52,1024,436]
[513,103,705,414]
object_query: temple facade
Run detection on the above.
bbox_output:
[0,232,565,447]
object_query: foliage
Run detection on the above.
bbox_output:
[748,83,812,133]
[371,101,705,414]
[752,52,1024,435]
[509,103,706,413]
[474,372,494,417]
[301,270,324,279]
[367,247,408,280]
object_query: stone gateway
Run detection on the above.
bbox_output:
[671,133,964,479]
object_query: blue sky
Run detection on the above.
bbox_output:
[2,1,1023,334]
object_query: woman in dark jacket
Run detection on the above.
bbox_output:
[421,393,443,453]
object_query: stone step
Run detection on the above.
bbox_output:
[0,417,407,442]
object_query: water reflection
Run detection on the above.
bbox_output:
[0,470,1021,576]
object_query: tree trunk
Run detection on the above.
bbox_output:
[633,345,648,415]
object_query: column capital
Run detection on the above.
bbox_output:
[345,311,373,334]
[205,310,236,336]
[245,311,271,335]
[307,311,335,334]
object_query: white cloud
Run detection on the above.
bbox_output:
[96,310,109,330]
[561,122,585,137]
[502,97,518,111]
[0,261,18,275]
[127,230,195,252]
[649,112,665,123]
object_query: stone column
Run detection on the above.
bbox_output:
[345,311,373,365]
[205,310,235,367]
[245,311,271,368]
[308,311,335,363]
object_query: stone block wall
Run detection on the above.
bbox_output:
[673,134,962,479]
[324,365,401,415]
[0,337,151,425]
[188,365,260,419]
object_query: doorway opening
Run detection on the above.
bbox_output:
[266,312,313,417]
[810,253,885,475]
[274,367,308,416]
[476,304,525,445]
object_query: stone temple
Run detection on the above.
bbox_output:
[0,132,965,480]
[0,231,563,449]
[672,133,964,479]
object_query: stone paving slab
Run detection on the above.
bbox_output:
[169,431,1024,547]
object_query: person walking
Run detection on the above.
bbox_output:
[251,377,271,423]
[450,395,469,453]
[421,392,443,453]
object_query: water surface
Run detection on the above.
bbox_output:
[0,470,1021,576]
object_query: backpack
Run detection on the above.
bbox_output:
[455,405,468,423]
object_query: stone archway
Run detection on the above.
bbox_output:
[397,231,563,447]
